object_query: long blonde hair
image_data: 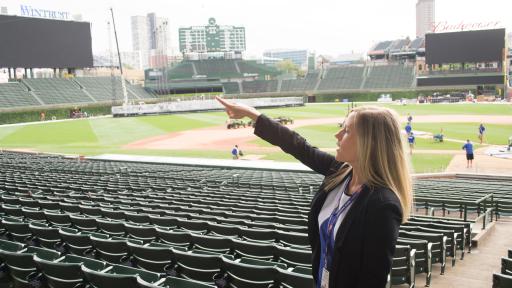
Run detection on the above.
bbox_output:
[326,106,413,223]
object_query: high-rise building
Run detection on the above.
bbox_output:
[263,49,309,69]
[179,18,245,54]
[131,13,172,69]
[416,0,435,38]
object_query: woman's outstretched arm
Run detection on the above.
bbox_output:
[216,97,337,176]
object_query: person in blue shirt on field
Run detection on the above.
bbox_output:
[462,140,474,168]
[478,123,486,144]
[405,122,412,136]
[408,132,415,155]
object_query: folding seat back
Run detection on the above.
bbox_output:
[69,214,98,231]
[2,218,32,243]
[276,267,314,288]
[191,234,232,254]
[157,228,192,249]
[399,231,447,275]
[81,265,158,288]
[276,230,309,249]
[79,205,102,217]
[2,204,24,218]
[275,246,312,268]
[493,273,512,288]
[124,223,157,243]
[127,242,176,274]
[0,246,60,287]
[96,218,126,237]
[215,256,278,288]
[149,215,179,229]
[389,245,415,288]
[239,227,276,244]
[33,254,107,288]
[37,200,61,211]
[22,207,47,222]
[158,276,216,288]
[101,208,127,221]
[502,257,512,276]
[173,249,226,284]
[178,219,209,234]
[59,203,81,214]
[232,239,275,261]
[397,237,432,286]
[90,236,134,264]
[29,222,61,249]
[125,212,151,225]
[44,211,72,227]
[207,223,240,238]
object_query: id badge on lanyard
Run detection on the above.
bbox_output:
[320,188,360,288]
[321,268,330,288]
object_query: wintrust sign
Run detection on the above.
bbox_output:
[20,4,70,20]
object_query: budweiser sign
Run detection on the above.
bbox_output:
[432,21,502,33]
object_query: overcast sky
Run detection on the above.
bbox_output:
[2,0,511,57]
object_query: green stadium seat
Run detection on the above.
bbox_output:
[157,228,192,248]
[389,245,416,288]
[81,264,161,288]
[493,273,512,288]
[239,227,276,243]
[232,239,274,261]
[69,214,99,231]
[2,217,32,243]
[397,237,432,286]
[276,230,309,249]
[275,245,312,268]
[190,234,232,254]
[207,223,240,238]
[0,246,60,287]
[502,257,512,276]
[96,219,126,237]
[28,222,62,249]
[276,267,314,288]
[157,276,216,288]
[173,249,227,284]
[33,254,107,288]
[90,236,140,265]
[124,223,157,243]
[127,242,177,274]
[44,211,72,227]
[215,256,278,288]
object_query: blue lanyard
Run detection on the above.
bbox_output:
[322,189,360,269]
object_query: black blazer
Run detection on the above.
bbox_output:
[254,114,402,288]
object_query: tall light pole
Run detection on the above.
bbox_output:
[110,7,128,106]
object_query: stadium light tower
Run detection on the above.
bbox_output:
[110,8,128,106]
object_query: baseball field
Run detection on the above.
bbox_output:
[0,102,511,174]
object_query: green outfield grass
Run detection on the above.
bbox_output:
[411,154,453,174]
[256,102,512,119]
[409,122,512,145]
[0,102,509,174]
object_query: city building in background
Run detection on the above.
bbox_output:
[416,0,435,38]
[179,18,245,59]
[263,49,309,69]
[131,13,173,69]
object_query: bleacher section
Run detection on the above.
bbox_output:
[241,80,278,93]
[0,77,155,110]
[74,77,139,102]
[317,66,365,90]
[235,60,280,78]
[168,62,195,79]
[22,78,92,105]
[165,60,280,81]
[363,65,415,89]
[0,82,41,108]
[0,152,510,287]
[193,60,240,79]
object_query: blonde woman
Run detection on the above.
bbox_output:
[216,97,412,288]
